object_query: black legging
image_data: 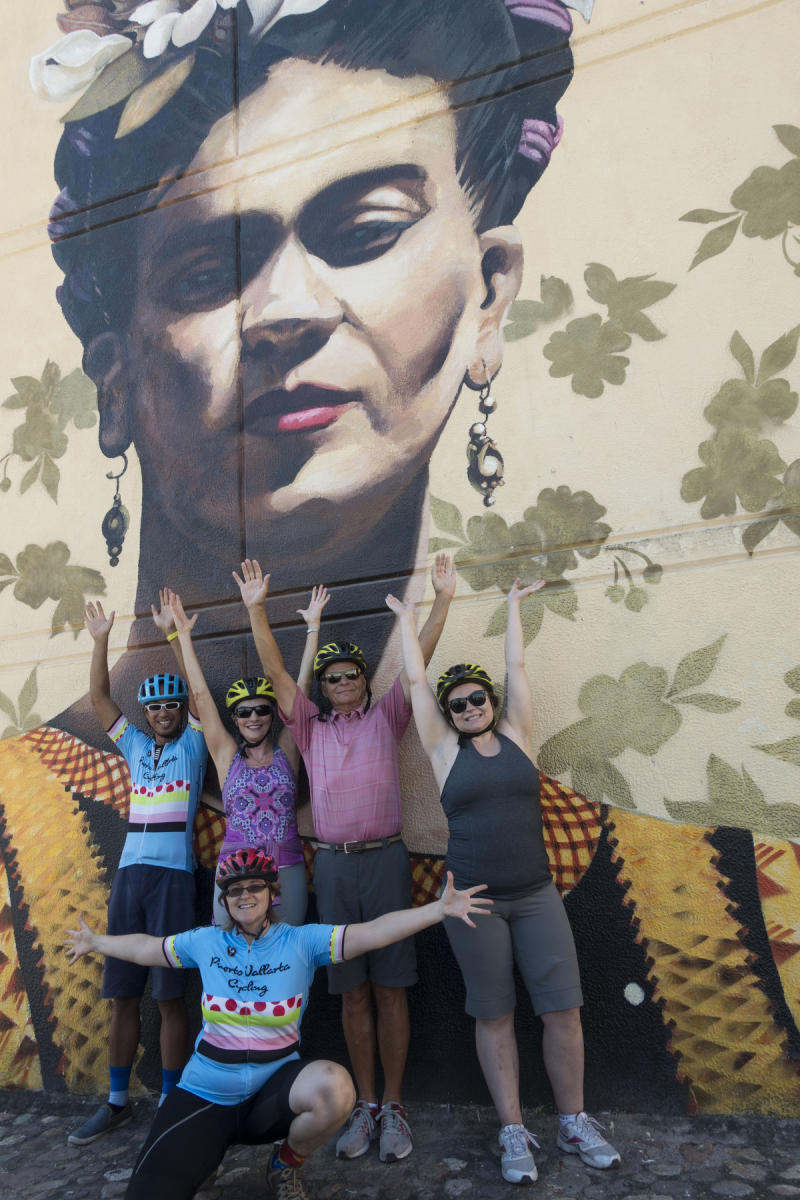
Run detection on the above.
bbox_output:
[125,1060,306,1199]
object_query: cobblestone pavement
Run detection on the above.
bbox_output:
[1,1090,799,1199]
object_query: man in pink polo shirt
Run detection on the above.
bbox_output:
[234,555,456,1166]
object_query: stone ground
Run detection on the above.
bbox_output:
[1,1090,799,1199]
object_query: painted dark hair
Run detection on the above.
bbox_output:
[49,0,574,348]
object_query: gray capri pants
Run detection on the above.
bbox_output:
[444,880,583,1020]
[313,839,418,994]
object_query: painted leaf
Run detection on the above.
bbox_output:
[782,514,800,540]
[784,666,800,693]
[20,460,41,494]
[774,124,800,158]
[729,331,755,384]
[485,601,508,638]
[17,669,38,723]
[689,216,741,270]
[1,725,20,741]
[41,456,60,503]
[52,369,97,431]
[742,517,779,555]
[543,585,577,622]
[680,209,738,223]
[521,598,544,645]
[755,324,800,386]
[603,760,635,808]
[427,537,462,552]
[429,495,465,542]
[62,48,153,123]
[671,693,740,713]
[0,690,17,722]
[540,276,573,320]
[504,299,545,342]
[669,635,725,697]
[116,54,196,139]
[0,553,16,577]
[755,735,800,768]
[785,699,800,721]
[619,310,665,343]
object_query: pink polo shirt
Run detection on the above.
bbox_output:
[280,677,412,843]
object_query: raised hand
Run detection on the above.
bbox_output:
[439,871,493,928]
[297,585,330,627]
[233,559,269,609]
[65,915,95,964]
[508,577,546,604]
[84,600,115,640]
[168,590,199,636]
[151,587,175,636]
[431,552,456,598]
[385,592,414,617]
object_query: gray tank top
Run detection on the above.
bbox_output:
[440,732,551,899]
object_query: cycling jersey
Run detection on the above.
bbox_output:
[109,714,207,872]
[162,921,346,1103]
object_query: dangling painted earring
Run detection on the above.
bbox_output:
[467,363,505,507]
[101,453,130,567]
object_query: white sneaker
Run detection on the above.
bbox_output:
[498,1123,539,1184]
[557,1112,621,1168]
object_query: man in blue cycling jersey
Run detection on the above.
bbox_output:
[67,600,208,1147]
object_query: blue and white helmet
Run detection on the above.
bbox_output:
[137,673,188,705]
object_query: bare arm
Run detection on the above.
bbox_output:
[278,585,330,765]
[84,602,122,731]
[342,872,491,960]
[385,593,452,761]
[400,553,456,699]
[65,915,166,969]
[500,578,545,745]
[233,560,298,718]
[168,591,237,780]
[151,588,200,716]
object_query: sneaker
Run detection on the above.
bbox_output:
[557,1112,621,1169]
[378,1102,413,1162]
[67,1102,132,1146]
[499,1123,539,1184]
[335,1101,378,1159]
[266,1161,308,1200]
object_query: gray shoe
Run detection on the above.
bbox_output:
[557,1112,621,1169]
[499,1123,539,1184]
[68,1102,132,1146]
[378,1102,412,1162]
[266,1161,308,1200]
[335,1100,378,1159]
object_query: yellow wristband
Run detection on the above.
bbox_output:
[166,631,179,643]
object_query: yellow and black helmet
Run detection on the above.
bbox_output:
[313,641,367,679]
[225,676,276,710]
[435,663,496,707]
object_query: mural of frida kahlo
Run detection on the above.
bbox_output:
[1,0,800,1112]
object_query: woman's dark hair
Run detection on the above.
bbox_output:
[49,0,574,347]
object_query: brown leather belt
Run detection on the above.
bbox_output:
[312,833,404,854]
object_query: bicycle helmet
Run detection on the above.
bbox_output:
[313,641,367,679]
[435,663,496,707]
[137,673,188,705]
[225,676,275,710]
[217,848,279,889]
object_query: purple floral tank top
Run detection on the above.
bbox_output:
[220,747,303,868]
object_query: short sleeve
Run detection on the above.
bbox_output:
[108,716,150,766]
[290,922,347,968]
[162,926,206,969]
[279,688,320,755]
[375,676,412,740]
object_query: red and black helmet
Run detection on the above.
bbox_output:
[217,848,278,890]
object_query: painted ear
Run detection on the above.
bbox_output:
[466,227,524,386]
[83,332,132,458]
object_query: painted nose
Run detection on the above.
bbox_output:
[242,234,343,350]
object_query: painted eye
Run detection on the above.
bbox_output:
[322,218,416,268]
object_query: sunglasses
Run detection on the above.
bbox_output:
[448,690,489,714]
[225,881,268,899]
[144,700,182,712]
[322,668,363,683]
[234,704,273,719]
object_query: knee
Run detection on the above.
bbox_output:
[341,982,371,1016]
[372,984,406,1015]
[112,996,140,1018]
[541,1007,582,1034]
[157,998,185,1021]
[477,1010,515,1034]
[308,1063,356,1122]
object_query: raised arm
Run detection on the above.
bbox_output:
[277,585,330,766]
[65,915,166,969]
[406,553,457,692]
[500,578,545,746]
[151,588,200,716]
[167,591,237,780]
[233,560,298,719]
[342,872,491,960]
[84,602,122,731]
[385,592,452,762]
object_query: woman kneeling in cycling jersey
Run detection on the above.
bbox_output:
[66,847,490,1200]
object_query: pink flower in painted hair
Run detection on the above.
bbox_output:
[518,115,564,166]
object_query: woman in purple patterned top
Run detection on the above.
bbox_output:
[168,585,330,925]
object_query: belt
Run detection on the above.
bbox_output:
[313,834,404,855]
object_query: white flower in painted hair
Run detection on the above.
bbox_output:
[30,29,132,101]
[132,0,332,60]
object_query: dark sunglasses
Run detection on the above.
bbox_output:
[225,881,268,899]
[448,690,488,714]
[144,700,182,712]
[234,704,273,719]
[322,668,363,683]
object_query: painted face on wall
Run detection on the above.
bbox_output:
[104,58,521,567]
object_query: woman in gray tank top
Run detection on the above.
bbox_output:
[385,580,621,1186]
